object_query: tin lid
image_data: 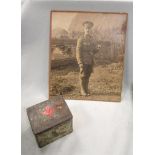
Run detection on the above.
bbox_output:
[26,96,73,134]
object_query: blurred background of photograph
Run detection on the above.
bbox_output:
[50,12,127,101]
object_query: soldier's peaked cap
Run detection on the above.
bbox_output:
[83,21,94,28]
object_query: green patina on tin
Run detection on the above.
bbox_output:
[27,95,73,148]
[36,120,72,147]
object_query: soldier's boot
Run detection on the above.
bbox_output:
[85,78,90,96]
[80,78,87,96]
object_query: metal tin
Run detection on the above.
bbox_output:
[27,96,73,148]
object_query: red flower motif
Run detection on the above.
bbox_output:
[42,105,54,117]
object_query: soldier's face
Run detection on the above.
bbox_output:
[84,26,91,35]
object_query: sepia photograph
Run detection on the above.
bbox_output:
[49,11,128,101]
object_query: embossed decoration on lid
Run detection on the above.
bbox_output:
[27,96,72,134]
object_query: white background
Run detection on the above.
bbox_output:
[0,0,155,155]
[21,1,133,155]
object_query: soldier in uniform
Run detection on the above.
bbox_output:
[76,21,101,96]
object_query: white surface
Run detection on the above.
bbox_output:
[21,1,133,155]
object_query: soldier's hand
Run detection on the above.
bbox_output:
[97,44,101,49]
[79,63,84,68]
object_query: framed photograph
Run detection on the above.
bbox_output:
[49,11,128,101]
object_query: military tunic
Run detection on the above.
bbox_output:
[76,35,98,78]
[76,35,96,64]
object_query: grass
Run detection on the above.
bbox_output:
[49,60,124,101]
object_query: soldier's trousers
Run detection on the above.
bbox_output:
[79,64,93,93]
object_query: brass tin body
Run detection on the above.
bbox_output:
[27,96,73,148]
